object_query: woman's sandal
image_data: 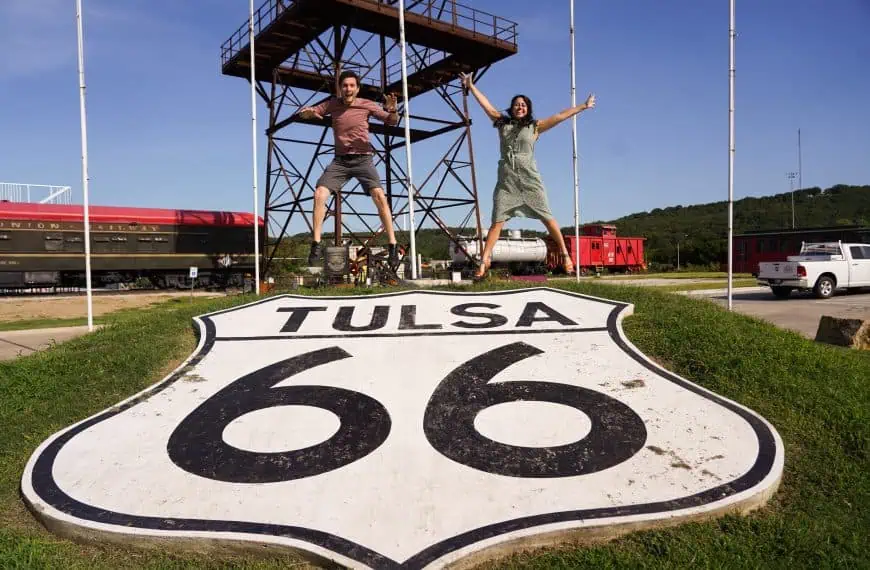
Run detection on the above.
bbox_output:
[473,256,491,281]
[561,252,575,274]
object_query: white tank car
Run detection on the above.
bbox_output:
[449,229,547,266]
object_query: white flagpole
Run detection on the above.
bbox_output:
[398,0,417,279]
[75,0,94,331]
[727,0,735,310]
[570,0,580,282]
[249,0,261,294]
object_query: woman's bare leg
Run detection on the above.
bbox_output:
[474,221,505,278]
[542,218,574,273]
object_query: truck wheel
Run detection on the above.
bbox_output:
[771,286,792,298]
[813,275,835,299]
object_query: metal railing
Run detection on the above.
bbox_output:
[221,0,518,67]
[0,182,72,204]
[221,0,288,67]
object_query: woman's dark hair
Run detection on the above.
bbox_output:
[338,70,360,87]
[494,94,535,128]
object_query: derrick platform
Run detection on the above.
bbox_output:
[220,0,518,100]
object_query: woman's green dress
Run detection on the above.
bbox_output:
[491,119,554,225]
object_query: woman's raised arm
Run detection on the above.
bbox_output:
[536,93,596,135]
[460,73,502,122]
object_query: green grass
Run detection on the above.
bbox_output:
[651,278,758,292]
[0,281,867,569]
[599,271,754,280]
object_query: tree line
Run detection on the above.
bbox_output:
[270,184,869,272]
[587,184,870,269]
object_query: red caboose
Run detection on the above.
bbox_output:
[545,224,646,274]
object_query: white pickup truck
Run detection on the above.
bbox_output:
[757,241,870,299]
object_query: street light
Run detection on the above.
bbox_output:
[786,171,797,229]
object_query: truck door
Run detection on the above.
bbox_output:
[848,245,870,286]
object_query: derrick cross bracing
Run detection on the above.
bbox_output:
[220,0,518,275]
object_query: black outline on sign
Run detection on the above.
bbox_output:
[25,288,779,570]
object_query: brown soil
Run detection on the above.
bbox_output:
[0,292,224,323]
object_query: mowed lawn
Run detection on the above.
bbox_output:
[0,282,866,569]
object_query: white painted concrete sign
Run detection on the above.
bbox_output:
[22,288,784,569]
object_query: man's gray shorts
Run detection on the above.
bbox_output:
[316,154,382,196]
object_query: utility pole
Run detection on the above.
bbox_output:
[786,171,797,229]
[726,0,735,311]
[798,128,802,192]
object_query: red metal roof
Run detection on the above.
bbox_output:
[0,202,264,227]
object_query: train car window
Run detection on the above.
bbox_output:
[176,232,208,253]
[110,234,128,253]
[93,235,111,253]
[44,233,64,251]
[137,235,155,253]
[64,235,84,253]
[0,233,10,252]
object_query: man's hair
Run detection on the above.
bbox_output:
[338,70,360,87]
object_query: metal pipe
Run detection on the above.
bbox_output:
[727,0,735,310]
[398,0,417,279]
[75,0,94,331]
[250,0,261,294]
[570,0,580,282]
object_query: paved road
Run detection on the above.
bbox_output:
[681,286,870,339]
[0,326,98,361]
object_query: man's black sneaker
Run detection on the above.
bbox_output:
[388,243,400,267]
[308,241,323,266]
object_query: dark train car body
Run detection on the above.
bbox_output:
[734,225,870,275]
[0,203,264,289]
[545,224,647,274]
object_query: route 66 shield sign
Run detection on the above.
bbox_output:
[21,288,784,569]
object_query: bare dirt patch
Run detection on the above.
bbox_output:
[0,292,224,323]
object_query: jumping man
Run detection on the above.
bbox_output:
[299,70,401,267]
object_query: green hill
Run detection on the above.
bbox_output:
[575,183,870,269]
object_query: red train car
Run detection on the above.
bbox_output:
[734,225,870,275]
[0,202,264,289]
[545,224,647,274]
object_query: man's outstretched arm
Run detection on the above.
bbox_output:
[369,93,400,126]
[299,98,331,120]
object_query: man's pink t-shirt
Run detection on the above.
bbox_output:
[311,97,398,156]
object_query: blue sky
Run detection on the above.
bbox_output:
[1,0,868,236]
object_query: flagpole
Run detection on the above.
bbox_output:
[398,0,417,279]
[249,0,261,294]
[727,0,735,311]
[570,0,580,282]
[75,0,94,331]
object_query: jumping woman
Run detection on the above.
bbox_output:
[460,72,595,279]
